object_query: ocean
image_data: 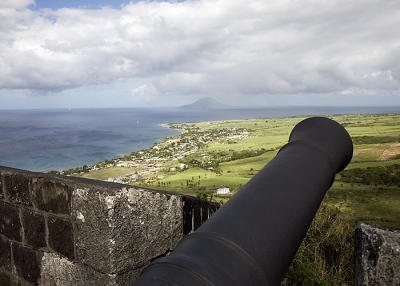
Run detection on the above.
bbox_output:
[1,106,399,172]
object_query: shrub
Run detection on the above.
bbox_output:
[282,204,353,285]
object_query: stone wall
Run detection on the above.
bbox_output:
[355,223,400,285]
[0,166,219,286]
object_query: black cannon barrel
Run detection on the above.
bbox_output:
[133,117,353,286]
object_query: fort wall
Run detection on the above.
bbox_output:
[0,166,218,286]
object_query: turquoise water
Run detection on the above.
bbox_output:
[0,106,398,171]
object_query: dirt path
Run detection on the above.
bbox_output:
[378,143,400,161]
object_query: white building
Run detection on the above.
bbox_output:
[216,187,230,195]
[130,174,139,181]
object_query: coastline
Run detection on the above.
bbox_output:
[2,107,400,172]
[159,122,186,134]
[60,121,188,177]
[61,112,400,180]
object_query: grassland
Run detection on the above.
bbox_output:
[76,112,400,285]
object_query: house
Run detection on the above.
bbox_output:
[130,174,139,181]
[216,187,230,195]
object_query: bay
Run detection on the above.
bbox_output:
[0,106,399,172]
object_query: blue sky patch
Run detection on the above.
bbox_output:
[31,0,185,10]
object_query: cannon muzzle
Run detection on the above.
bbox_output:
[133,117,353,286]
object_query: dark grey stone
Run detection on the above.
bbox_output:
[355,223,400,285]
[12,243,42,285]
[0,202,22,242]
[0,236,11,272]
[0,272,10,286]
[21,209,46,249]
[47,216,74,259]
[3,174,31,206]
[32,179,72,215]
[0,175,4,200]
[10,275,22,286]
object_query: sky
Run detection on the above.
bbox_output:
[0,0,399,109]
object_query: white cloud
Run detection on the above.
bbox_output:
[0,0,399,105]
[131,83,159,100]
[0,0,34,9]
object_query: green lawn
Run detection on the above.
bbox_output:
[326,184,400,228]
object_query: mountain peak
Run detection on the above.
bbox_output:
[180,97,231,110]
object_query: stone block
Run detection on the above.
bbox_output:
[0,272,10,286]
[40,252,113,286]
[355,223,400,285]
[21,209,46,249]
[12,243,42,285]
[0,236,11,271]
[40,252,146,286]
[10,276,22,286]
[0,176,4,200]
[47,216,74,260]
[32,179,72,215]
[0,202,22,241]
[4,174,31,206]
[115,266,146,286]
[73,187,184,274]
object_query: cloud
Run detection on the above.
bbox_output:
[0,0,34,9]
[0,0,399,104]
[131,83,160,100]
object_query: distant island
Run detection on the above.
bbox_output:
[179,97,233,110]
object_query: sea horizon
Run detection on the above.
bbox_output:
[1,104,400,112]
[1,105,400,172]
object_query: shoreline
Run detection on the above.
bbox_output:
[2,108,400,172]
[60,121,188,176]
[57,112,400,177]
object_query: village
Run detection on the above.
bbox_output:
[60,122,251,196]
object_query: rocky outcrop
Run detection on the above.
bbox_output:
[355,222,400,285]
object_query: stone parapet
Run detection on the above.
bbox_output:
[0,166,218,286]
[355,222,400,285]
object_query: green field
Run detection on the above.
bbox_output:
[78,113,400,285]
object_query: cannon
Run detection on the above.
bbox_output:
[132,117,353,286]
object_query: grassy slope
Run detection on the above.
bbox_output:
[330,114,400,228]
